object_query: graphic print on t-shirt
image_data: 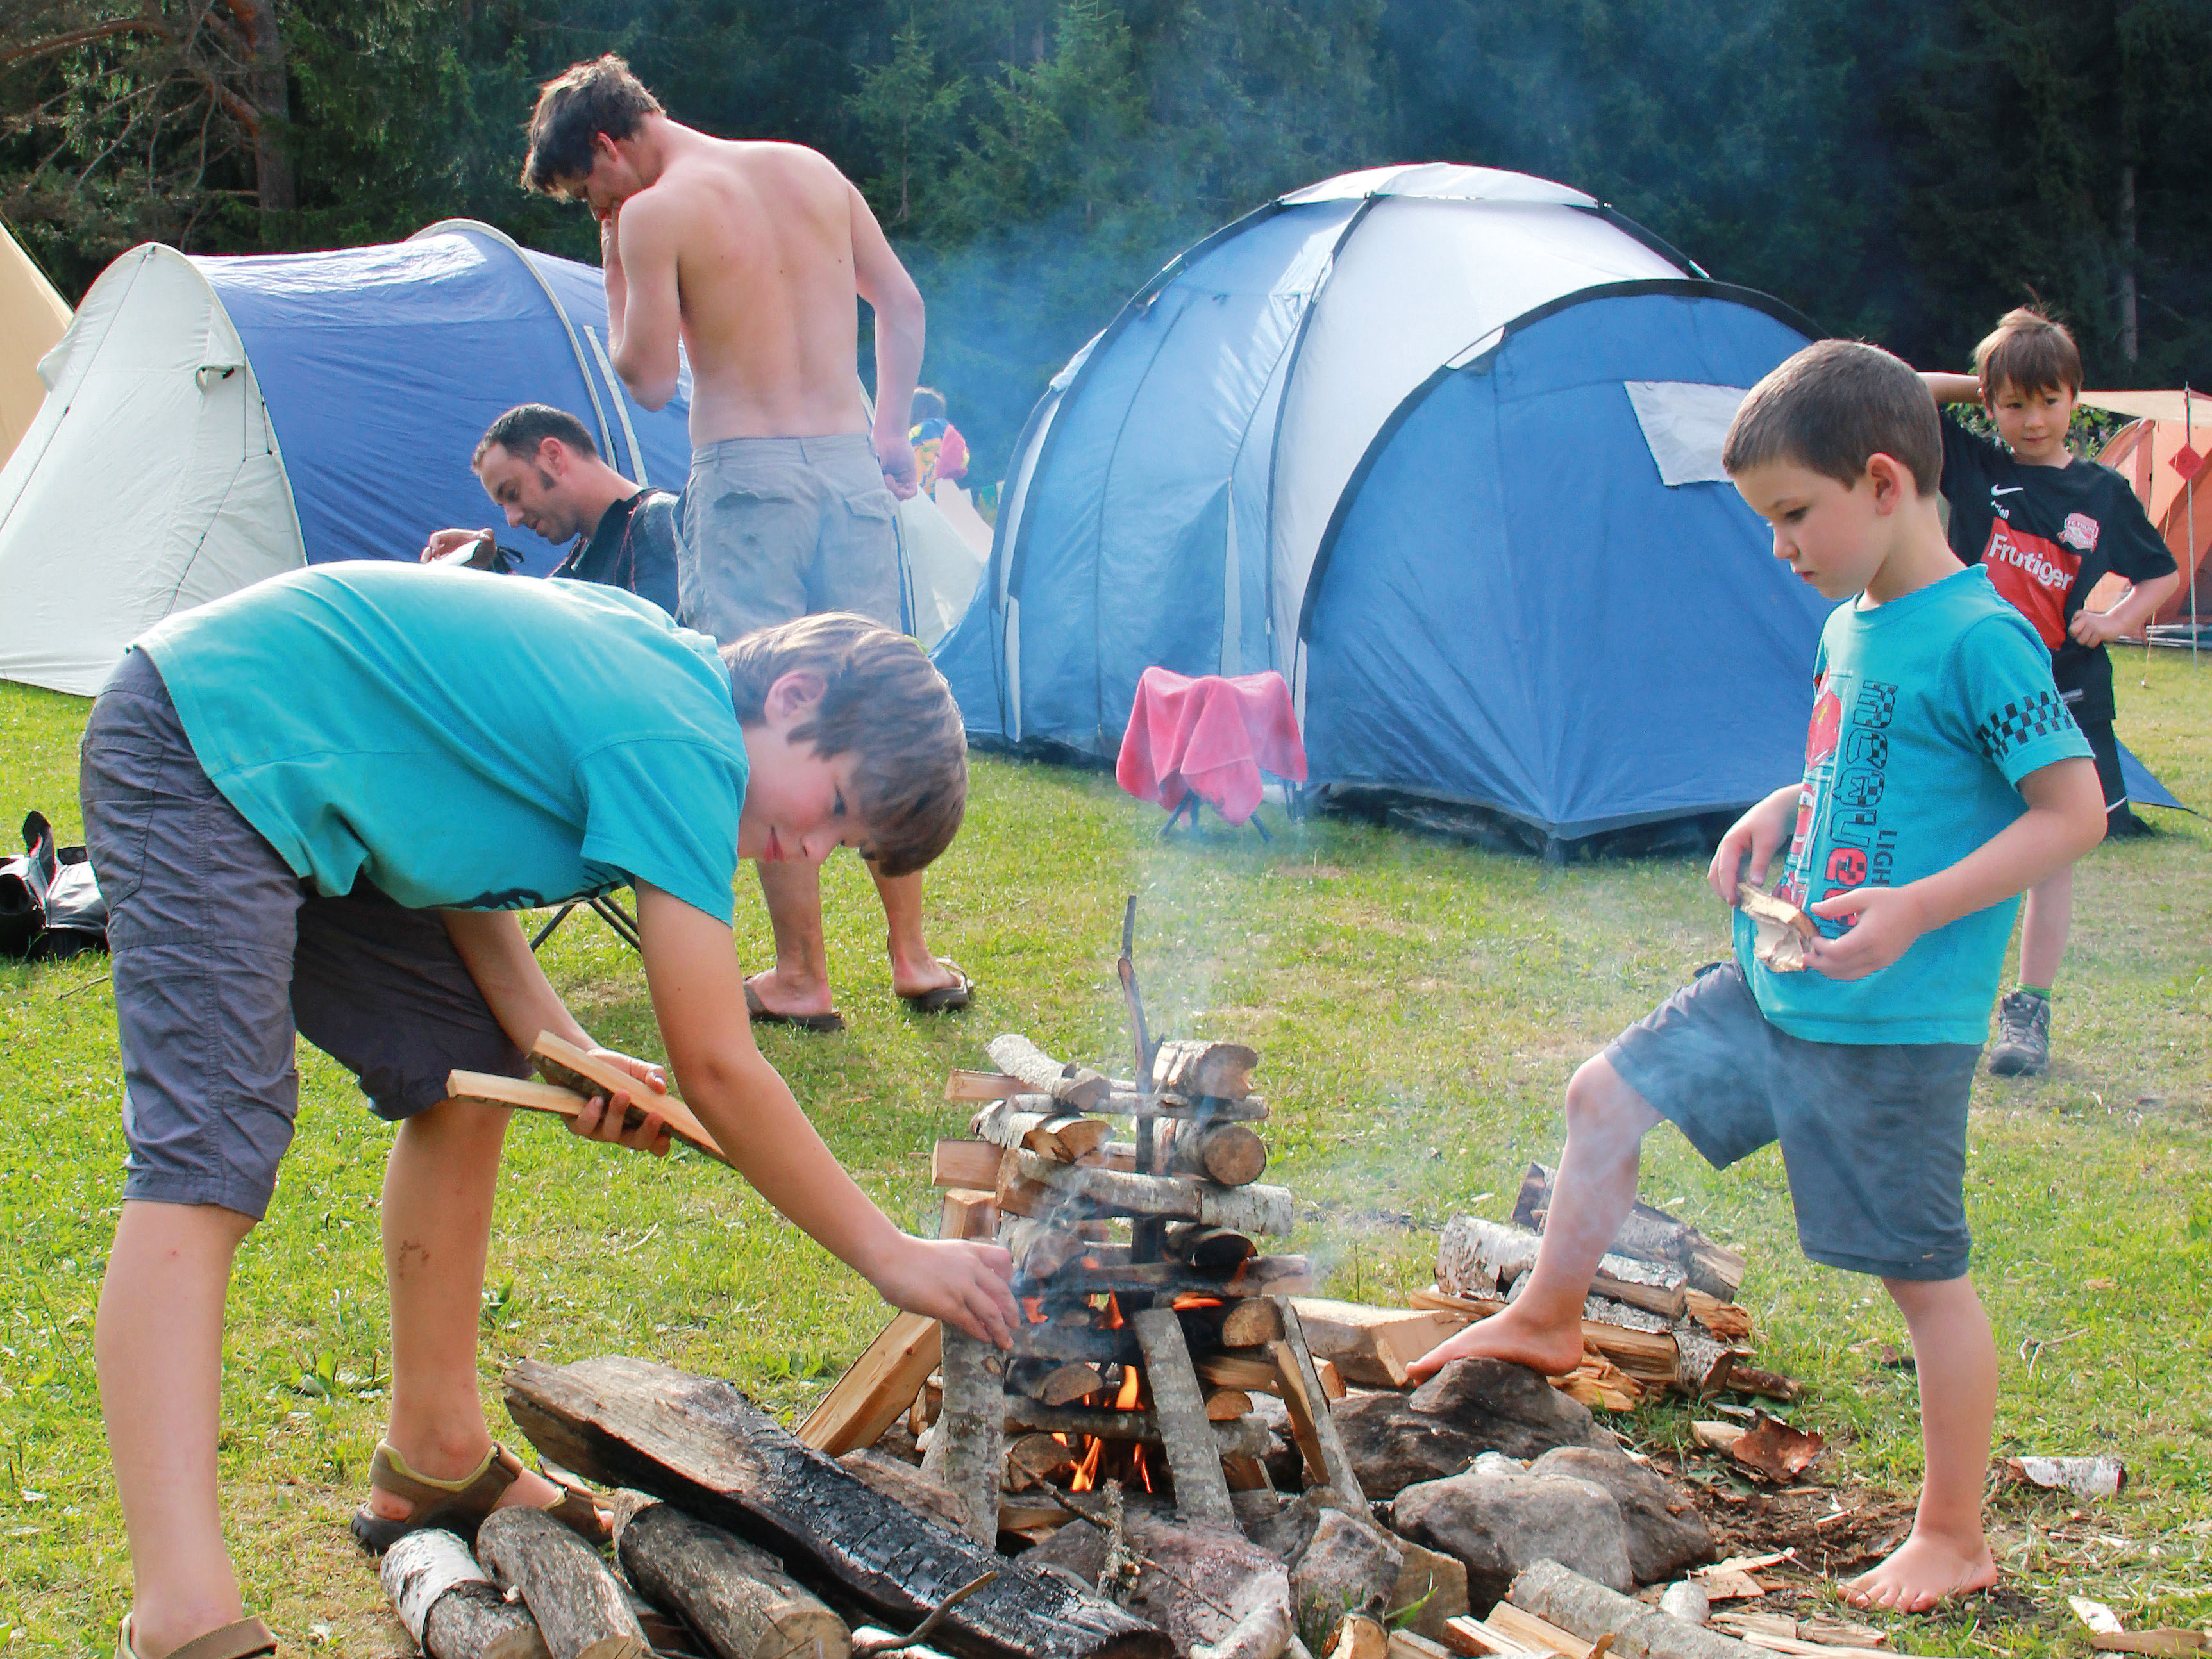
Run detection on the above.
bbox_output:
[1779,671,1897,926]
[1981,518,2079,647]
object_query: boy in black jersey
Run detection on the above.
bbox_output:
[1921,309,2180,1076]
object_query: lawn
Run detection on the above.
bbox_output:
[1,651,2208,1656]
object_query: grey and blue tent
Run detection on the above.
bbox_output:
[934,163,1839,852]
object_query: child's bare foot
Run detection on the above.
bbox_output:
[1843,1529,1998,1613]
[1405,1307,1586,1383]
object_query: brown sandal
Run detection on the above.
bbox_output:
[349,1440,607,1554]
[117,1615,276,1659]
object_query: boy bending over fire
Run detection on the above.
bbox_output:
[1410,342,2105,1615]
[80,569,1016,1659]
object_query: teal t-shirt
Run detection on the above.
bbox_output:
[1736,565,2091,1046]
[140,563,748,922]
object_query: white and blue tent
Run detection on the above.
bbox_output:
[0,219,982,696]
[934,164,1838,851]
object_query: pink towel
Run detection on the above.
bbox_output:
[1116,667,1307,826]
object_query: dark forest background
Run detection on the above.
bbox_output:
[4,0,2209,478]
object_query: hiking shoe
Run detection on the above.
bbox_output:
[1988,990,2050,1076]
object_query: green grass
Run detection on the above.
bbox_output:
[2,653,2208,1656]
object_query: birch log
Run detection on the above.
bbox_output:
[476,1506,648,1659]
[381,1529,548,1659]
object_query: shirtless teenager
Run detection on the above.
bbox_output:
[522,56,971,1028]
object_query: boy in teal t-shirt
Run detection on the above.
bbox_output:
[1408,344,2105,1615]
[79,566,1017,1659]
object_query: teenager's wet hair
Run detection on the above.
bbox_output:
[1723,338,1943,496]
[521,55,664,196]
[722,613,968,878]
[1974,306,2082,401]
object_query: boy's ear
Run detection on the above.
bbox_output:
[1863,451,1917,513]
[761,668,829,726]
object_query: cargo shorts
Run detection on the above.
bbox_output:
[678,432,904,642]
[1603,962,1982,1281]
[79,649,528,1220]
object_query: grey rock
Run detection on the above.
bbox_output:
[1471,1452,1524,1480]
[1528,1446,1714,1583]
[1330,1359,1609,1503]
[1289,1506,1404,1627]
[1389,1467,1632,1608]
[1385,1539,1470,1643]
[1659,1580,1712,1626]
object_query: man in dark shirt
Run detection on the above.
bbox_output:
[1920,308,2179,1078]
[421,404,681,615]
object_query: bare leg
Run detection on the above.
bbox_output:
[2016,864,2072,989]
[367,1098,576,1522]
[1844,1276,2000,1611]
[746,860,837,1019]
[872,866,961,997]
[97,1199,256,1659]
[1406,1055,1659,1381]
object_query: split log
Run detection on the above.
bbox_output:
[381,1529,548,1659]
[1736,887,1816,976]
[1724,1365,1800,1403]
[971,1100,1114,1162]
[945,1069,1026,1103]
[1512,1165,1747,1301]
[1435,1216,1540,1297]
[1151,1040,1259,1100]
[1198,1353,1279,1393]
[1005,1432,1080,1490]
[1288,1299,1469,1388]
[1011,1152,1294,1234]
[1003,1218,1089,1280]
[1164,1121,1269,1187]
[502,1356,1168,1659]
[987,1035,1114,1113]
[1002,1399,1278,1460]
[796,1312,940,1455]
[1009,1322,1140,1363]
[1132,1307,1239,1528]
[834,1449,970,1536]
[1165,1224,1256,1266]
[1009,1359,1107,1406]
[450,1067,728,1166]
[1673,1330,1739,1396]
[1206,1389,1254,1422]
[995,1156,1054,1219]
[932,1138,1005,1190]
[927,1326,1007,1547]
[477,1506,649,1659]
[1271,1300,1365,1505]
[1410,1285,1687,1387]
[1104,1089,1270,1122]
[1506,1559,1755,1659]
[939,1188,997,1241]
[1478,1604,1594,1659]
[1172,1297,1286,1351]
[527,1033,730,1163]
[616,1499,851,1659]
[1683,1293,1754,1344]
[1042,1253,1310,1299]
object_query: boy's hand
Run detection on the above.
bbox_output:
[1804,885,1931,980]
[564,1047,672,1157]
[1708,785,1799,903]
[867,1236,1018,1347]
[2068,606,2127,648]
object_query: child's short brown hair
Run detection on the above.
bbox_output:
[1722,338,1943,496]
[722,613,967,878]
[1973,306,2082,399]
[521,56,663,196]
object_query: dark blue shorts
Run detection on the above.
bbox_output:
[79,649,528,1219]
[1604,963,1981,1281]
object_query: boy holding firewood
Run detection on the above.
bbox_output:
[79,567,1017,1659]
[1410,341,2106,1613]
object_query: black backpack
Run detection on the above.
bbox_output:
[0,811,108,961]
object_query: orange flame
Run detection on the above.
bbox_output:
[1114,1365,1143,1410]
[1170,1292,1225,1311]
[1100,1293,1126,1331]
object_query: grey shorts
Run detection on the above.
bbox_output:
[678,432,904,642]
[1603,963,1981,1281]
[79,649,528,1219]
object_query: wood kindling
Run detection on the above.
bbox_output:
[1130,1308,1239,1528]
[970,1100,1114,1162]
[1009,1151,1293,1234]
[1150,1039,1259,1101]
[985,1034,1114,1113]
[1001,1400,1277,1460]
[1270,1299,1365,1505]
[795,1311,941,1456]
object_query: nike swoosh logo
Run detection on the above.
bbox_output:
[1991,485,2025,496]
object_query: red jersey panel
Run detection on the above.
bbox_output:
[1980,520,2078,648]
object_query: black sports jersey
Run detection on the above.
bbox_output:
[551,488,682,617]
[1940,414,2175,724]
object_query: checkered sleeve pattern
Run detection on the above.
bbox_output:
[1975,688,2077,767]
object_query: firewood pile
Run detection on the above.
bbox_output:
[1418,1162,1802,1412]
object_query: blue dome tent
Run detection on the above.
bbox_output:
[934,164,1839,853]
[0,219,986,694]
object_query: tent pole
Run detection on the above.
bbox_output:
[2190,384,2199,669]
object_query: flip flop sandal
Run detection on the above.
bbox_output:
[900,959,975,1014]
[744,978,848,1033]
[349,1440,607,1555]
[118,1615,275,1659]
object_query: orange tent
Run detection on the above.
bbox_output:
[2085,388,2212,623]
[1,219,72,465]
